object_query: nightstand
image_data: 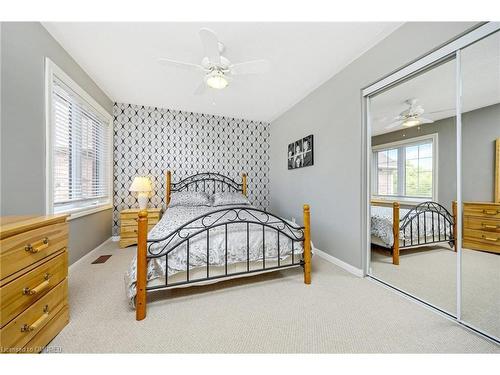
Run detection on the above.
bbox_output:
[119,208,162,248]
[463,202,500,254]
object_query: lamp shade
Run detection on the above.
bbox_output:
[129,177,152,193]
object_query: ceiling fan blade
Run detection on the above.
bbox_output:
[199,28,221,65]
[427,108,455,114]
[419,117,434,124]
[193,80,207,96]
[230,60,270,75]
[385,120,404,130]
[158,58,204,71]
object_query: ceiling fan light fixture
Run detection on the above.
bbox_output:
[206,70,228,89]
[402,118,421,128]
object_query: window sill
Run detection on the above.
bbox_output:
[55,204,113,221]
[371,197,434,207]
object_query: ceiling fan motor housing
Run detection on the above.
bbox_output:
[201,55,231,70]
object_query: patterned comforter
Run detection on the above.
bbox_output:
[125,205,304,304]
[371,205,450,247]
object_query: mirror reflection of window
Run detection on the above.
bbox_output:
[375,149,398,196]
[405,142,433,198]
[373,137,435,200]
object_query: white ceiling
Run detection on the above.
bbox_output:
[43,22,402,122]
[371,31,500,136]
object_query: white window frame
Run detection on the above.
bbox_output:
[45,58,113,220]
[371,133,438,204]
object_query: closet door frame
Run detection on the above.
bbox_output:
[361,22,500,343]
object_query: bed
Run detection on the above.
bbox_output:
[371,200,457,265]
[128,171,312,321]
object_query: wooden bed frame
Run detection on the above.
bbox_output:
[371,200,457,265]
[135,171,311,321]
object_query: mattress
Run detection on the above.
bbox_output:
[371,205,449,248]
[125,204,304,305]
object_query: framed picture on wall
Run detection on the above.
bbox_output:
[287,143,294,169]
[288,134,314,170]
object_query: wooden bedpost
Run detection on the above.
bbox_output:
[303,204,311,285]
[166,170,171,205]
[136,210,148,321]
[452,200,458,252]
[242,173,247,196]
[392,202,400,265]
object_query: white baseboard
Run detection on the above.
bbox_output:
[313,247,364,277]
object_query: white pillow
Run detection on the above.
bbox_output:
[169,191,211,207]
[211,192,251,206]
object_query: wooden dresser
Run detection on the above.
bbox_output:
[463,202,500,254]
[120,207,162,248]
[0,215,69,353]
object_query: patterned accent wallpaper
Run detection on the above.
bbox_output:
[113,103,270,235]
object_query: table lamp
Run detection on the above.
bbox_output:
[129,177,152,210]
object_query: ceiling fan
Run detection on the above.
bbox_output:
[384,98,435,130]
[158,28,270,95]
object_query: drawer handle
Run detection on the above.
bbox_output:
[481,235,499,242]
[21,305,50,332]
[22,273,51,295]
[482,209,500,215]
[25,237,49,253]
[482,224,499,229]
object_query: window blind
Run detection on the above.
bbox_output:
[52,76,110,213]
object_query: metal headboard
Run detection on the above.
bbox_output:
[165,171,247,204]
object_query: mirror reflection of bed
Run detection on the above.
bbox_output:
[368,30,500,338]
[369,199,458,313]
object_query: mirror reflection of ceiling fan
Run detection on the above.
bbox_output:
[384,98,436,130]
[158,28,270,95]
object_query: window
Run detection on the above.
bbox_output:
[376,148,398,196]
[372,134,437,201]
[46,59,112,217]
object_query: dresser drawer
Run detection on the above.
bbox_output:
[121,215,160,227]
[463,228,500,252]
[0,222,68,280]
[463,204,500,219]
[21,305,69,353]
[0,250,68,328]
[120,224,156,238]
[464,216,500,232]
[0,279,67,352]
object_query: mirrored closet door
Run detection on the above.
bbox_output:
[460,30,500,340]
[368,57,458,316]
[366,23,500,342]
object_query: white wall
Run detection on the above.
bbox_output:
[269,22,478,269]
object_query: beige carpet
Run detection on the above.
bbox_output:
[371,245,500,339]
[46,240,499,353]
